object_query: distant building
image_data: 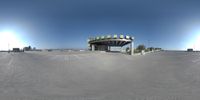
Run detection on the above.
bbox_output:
[147,47,155,51]
[23,46,32,51]
[13,48,20,52]
[47,49,52,52]
[187,48,193,52]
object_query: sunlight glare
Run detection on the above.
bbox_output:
[0,30,25,50]
[186,34,200,51]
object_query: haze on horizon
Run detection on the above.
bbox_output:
[0,0,200,50]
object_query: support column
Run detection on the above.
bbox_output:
[91,44,95,51]
[108,46,111,51]
[120,46,122,52]
[130,38,134,55]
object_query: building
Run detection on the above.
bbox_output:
[88,34,134,55]
[13,48,21,52]
[23,46,32,51]
[187,48,193,52]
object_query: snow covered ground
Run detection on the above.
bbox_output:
[0,51,200,100]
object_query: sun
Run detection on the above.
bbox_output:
[0,30,25,50]
[194,34,200,50]
[186,34,200,51]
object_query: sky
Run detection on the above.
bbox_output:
[0,0,200,50]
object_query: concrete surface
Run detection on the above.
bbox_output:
[0,51,200,100]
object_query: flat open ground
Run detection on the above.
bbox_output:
[0,51,200,100]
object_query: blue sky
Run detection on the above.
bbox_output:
[1,0,200,50]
